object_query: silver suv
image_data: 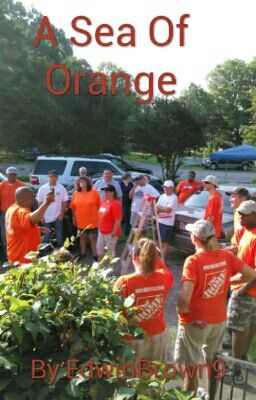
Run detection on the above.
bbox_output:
[30,156,125,188]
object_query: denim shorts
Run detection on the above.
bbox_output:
[159,223,173,245]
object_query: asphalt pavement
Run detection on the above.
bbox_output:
[0,159,255,186]
[127,160,256,185]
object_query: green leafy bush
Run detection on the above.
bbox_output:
[0,255,198,399]
[0,256,135,399]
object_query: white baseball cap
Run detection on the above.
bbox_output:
[237,200,256,215]
[202,175,218,187]
[6,166,17,174]
[163,180,174,188]
[185,219,215,240]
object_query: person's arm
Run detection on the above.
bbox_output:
[71,210,77,227]
[157,195,176,214]
[111,219,121,237]
[205,198,215,222]
[69,193,77,226]
[236,265,256,295]
[177,280,195,312]
[176,181,182,195]
[58,201,68,221]
[116,182,123,200]
[30,192,54,224]
[111,202,122,236]
[226,244,238,255]
[129,184,137,199]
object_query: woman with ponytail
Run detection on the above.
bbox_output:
[113,238,174,362]
[174,219,256,399]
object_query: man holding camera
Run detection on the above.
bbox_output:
[6,187,55,264]
[36,170,68,250]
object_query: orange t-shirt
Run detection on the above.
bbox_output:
[230,227,256,297]
[204,191,223,238]
[98,200,122,237]
[179,249,244,325]
[176,180,203,204]
[70,189,100,229]
[5,204,41,264]
[114,262,174,337]
[0,180,25,212]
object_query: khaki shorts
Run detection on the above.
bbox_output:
[96,232,117,257]
[174,322,226,365]
[227,291,256,332]
[130,330,167,364]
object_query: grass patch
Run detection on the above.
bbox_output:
[19,175,30,182]
[125,152,159,165]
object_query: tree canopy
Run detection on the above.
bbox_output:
[132,97,205,179]
[0,0,135,155]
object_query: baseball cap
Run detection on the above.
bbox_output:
[134,174,144,181]
[79,167,87,173]
[185,219,216,240]
[6,166,17,174]
[225,187,250,198]
[237,200,256,215]
[163,180,174,188]
[202,175,218,187]
[101,184,116,193]
[48,169,58,176]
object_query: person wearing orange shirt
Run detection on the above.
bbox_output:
[97,184,122,260]
[225,187,250,233]
[0,167,25,251]
[174,220,256,398]
[227,200,256,384]
[176,171,203,204]
[202,175,223,238]
[114,238,174,363]
[5,187,54,264]
[70,176,100,261]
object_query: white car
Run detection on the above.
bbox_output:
[30,156,126,189]
[173,185,255,253]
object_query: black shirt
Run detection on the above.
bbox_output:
[120,181,134,207]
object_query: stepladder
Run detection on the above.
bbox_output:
[120,195,165,275]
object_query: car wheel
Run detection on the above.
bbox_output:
[210,163,217,170]
[242,163,249,171]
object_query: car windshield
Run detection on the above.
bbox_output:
[184,190,233,214]
[111,158,130,170]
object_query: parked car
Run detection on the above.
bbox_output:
[87,153,153,175]
[30,156,154,189]
[30,156,126,189]
[173,185,254,253]
[21,147,41,160]
[201,157,253,171]
[0,173,6,182]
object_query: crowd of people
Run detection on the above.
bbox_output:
[1,165,256,399]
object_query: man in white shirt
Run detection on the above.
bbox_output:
[129,174,159,227]
[156,180,177,257]
[94,170,122,201]
[37,170,68,250]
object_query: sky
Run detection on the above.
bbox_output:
[20,0,256,95]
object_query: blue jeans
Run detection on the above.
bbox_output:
[42,219,63,250]
[0,211,6,249]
